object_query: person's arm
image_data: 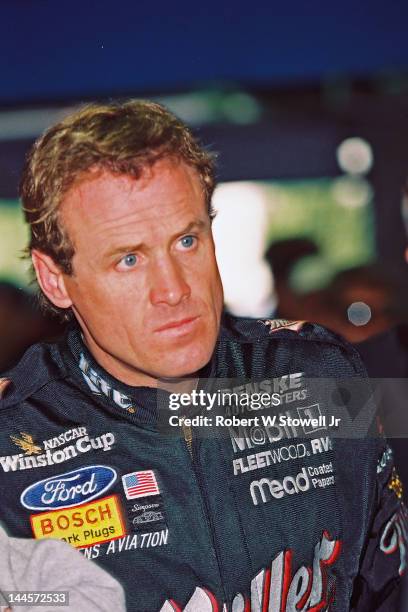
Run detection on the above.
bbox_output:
[350,445,407,611]
[1,527,126,612]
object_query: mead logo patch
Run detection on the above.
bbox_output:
[21,465,117,511]
[250,467,310,505]
[250,463,335,505]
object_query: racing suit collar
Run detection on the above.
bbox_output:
[61,324,217,426]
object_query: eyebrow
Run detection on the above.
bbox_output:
[103,219,209,260]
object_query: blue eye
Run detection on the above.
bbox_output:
[122,254,137,267]
[180,235,195,248]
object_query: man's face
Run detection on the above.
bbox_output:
[58,158,224,385]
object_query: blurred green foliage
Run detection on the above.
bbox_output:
[0,179,374,292]
[264,178,374,279]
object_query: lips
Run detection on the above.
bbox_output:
[154,316,199,334]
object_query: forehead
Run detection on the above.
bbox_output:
[59,159,206,241]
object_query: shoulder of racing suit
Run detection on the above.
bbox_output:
[0,341,68,409]
[218,313,367,377]
[0,315,367,407]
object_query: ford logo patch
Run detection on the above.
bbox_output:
[20,465,117,511]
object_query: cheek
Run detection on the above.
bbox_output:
[68,275,138,320]
[189,253,221,288]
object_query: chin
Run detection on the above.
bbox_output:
[158,346,212,379]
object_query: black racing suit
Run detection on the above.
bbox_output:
[0,315,405,611]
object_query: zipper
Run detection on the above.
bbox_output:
[181,420,193,457]
[181,420,227,603]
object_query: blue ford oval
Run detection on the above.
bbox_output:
[20,465,117,511]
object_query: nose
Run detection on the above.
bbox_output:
[149,255,191,306]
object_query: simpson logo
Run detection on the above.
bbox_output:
[122,470,160,500]
[1,427,115,472]
[30,494,125,548]
[125,499,167,534]
[20,465,117,511]
[160,532,341,611]
[133,510,164,525]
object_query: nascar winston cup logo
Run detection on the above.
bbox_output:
[1,426,115,472]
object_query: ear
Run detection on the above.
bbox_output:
[31,249,73,309]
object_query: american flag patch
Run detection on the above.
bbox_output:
[122,470,160,500]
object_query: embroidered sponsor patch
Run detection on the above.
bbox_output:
[80,528,169,559]
[1,428,115,473]
[388,467,404,500]
[125,497,167,532]
[250,462,335,506]
[380,506,408,575]
[0,377,11,398]
[21,465,117,510]
[159,531,341,611]
[232,437,333,476]
[122,470,160,500]
[259,319,305,334]
[10,432,42,455]
[79,353,135,411]
[30,494,126,548]
[377,446,393,474]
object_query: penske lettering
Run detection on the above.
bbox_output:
[30,494,125,548]
[222,372,305,401]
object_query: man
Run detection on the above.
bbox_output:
[0,100,405,611]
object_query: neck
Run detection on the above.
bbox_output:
[81,328,198,394]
